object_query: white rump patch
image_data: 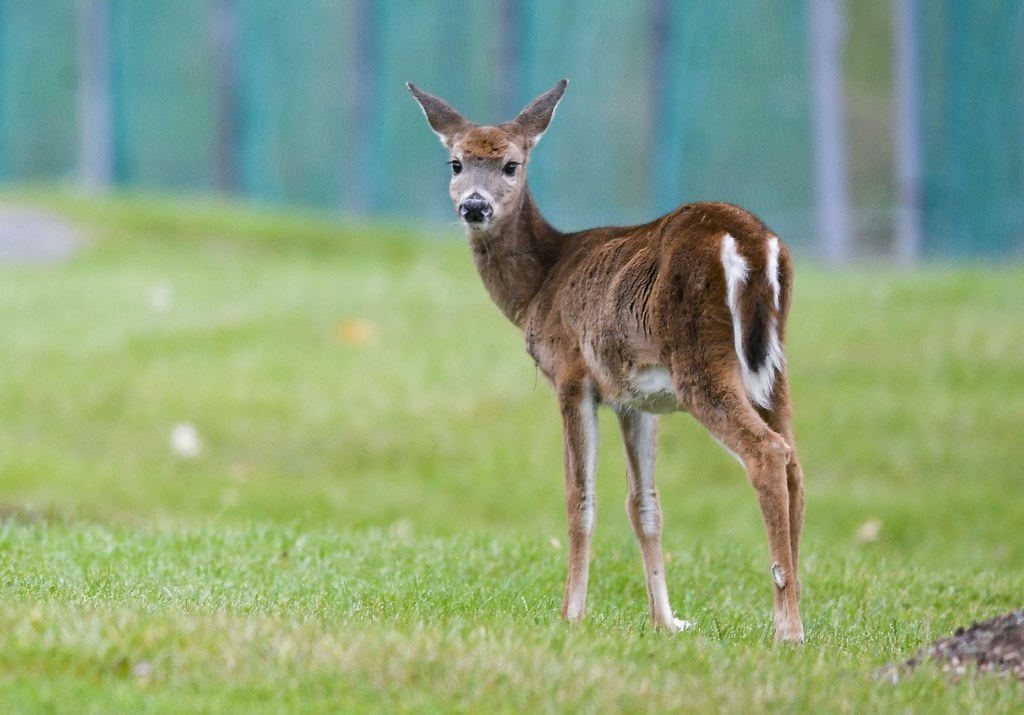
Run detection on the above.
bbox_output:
[720,234,784,410]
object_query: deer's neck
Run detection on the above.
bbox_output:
[468,191,562,328]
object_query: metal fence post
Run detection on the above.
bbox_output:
[210,0,238,195]
[77,0,112,190]
[352,0,375,215]
[0,3,5,180]
[893,0,922,264]
[809,0,852,265]
[499,0,522,119]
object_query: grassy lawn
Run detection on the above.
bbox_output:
[2,191,1022,712]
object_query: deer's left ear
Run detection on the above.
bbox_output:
[509,79,568,147]
[407,82,470,148]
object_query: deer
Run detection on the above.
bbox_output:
[407,79,805,643]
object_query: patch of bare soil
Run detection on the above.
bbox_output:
[883,609,1024,683]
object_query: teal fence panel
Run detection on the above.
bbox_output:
[366,0,507,222]
[654,0,813,245]
[918,0,1024,259]
[237,1,354,208]
[2,1,1022,260]
[516,0,654,232]
[0,0,816,253]
[109,0,216,191]
[0,1,78,181]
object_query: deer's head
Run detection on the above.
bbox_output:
[408,80,567,231]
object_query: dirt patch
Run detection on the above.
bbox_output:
[0,207,82,264]
[883,608,1024,683]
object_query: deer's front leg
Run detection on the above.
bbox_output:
[558,379,599,623]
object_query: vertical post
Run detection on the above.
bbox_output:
[893,0,922,264]
[77,0,112,190]
[809,0,852,265]
[0,2,6,180]
[649,0,670,217]
[499,0,521,119]
[0,1,7,182]
[351,0,374,214]
[210,0,238,194]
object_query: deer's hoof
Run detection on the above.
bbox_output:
[658,616,693,633]
[774,622,805,644]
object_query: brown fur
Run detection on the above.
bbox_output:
[409,80,804,642]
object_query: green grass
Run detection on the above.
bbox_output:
[2,190,1023,712]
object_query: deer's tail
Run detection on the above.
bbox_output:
[720,233,787,410]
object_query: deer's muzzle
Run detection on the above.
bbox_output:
[459,193,493,224]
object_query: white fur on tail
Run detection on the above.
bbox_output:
[720,234,785,409]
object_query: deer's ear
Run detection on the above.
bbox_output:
[407,83,470,148]
[510,79,568,147]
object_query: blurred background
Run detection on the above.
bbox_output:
[1,0,1022,263]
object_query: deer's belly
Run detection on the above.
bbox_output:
[529,330,680,413]
[605,365,680,414]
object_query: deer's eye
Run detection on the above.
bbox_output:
[502,162,519,177]
[449,160,463,176]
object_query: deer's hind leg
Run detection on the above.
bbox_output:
[680,370,804,643]
[758,372,804,604]
[616,407,692,632]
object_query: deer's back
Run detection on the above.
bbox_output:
[524,202,786,411]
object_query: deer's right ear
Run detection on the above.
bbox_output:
[511,79,568,148]
[407,83,469,148]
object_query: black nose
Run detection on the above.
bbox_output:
[459,193,493,223]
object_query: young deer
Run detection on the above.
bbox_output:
[408,79,805,642]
